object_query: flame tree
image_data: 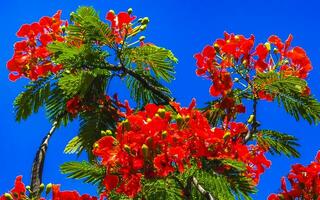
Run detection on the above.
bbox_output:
[2,6,320,200]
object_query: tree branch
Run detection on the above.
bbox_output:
[30,120,59,198]
[185,176,215,200]
[244,97,260,143]
[101,62,174,104]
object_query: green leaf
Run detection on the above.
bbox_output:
[125,45,177,82]
[14,77,51,121]
[254,72,320,124]
[142,178,182,200]
[60,161,105,186]
[45,84,75,126]
[68,6,113,46]
[58,69,110,98]
[256,130,300,158]
[64,136,82,154]
[125,69,172,107]
[76,108,118,160]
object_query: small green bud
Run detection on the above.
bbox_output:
[124,144,131,152]
[127,8,133,14]
[122,119,130,130]
[142,144,148,157]
[248,114,255,124]
[26,185,31,191]
[39,183,45,193]
[141,17,150,25]
[70,12,76,21]
[139,25,147,31]
[264,42,271,51]
[137,18,143,23]
[61,25,66,33]
[4,193,13,200]
[162,131,168,138]
[101,129,113,136]
[157,108,166,118]
[139,36,146,41]
[223,131,231,139]
[175,114,183,124]
[46,183,53,195]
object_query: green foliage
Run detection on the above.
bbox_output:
[60,161,105,186]
[256,130,300,158]
[141,178,182,200]
[64,136,82,154]
[67,6,113,46]
[14,77,51,121]
[254,72,320,124]
[125,45,177,82]
[45,84,74,126]
[125,69,172,107]
[178,160,255,200]
[58,69,111,98]
[48,42,85,65]
[75,108,118,160]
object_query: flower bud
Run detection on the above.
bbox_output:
[127,8,133,14]
[141,17,150,25]
[264,42,271,51]
[26,185,31,192]
[139,36,146,41]
[142,144,148,157]
[175,114,183,125]
[39,183,45,193]
[162,130,168,138]
[248,114,255,124]
[46,183,53,195]
[124,144,131,153]
[157,108,166,118]
[223,131,231,139]
[4,193,13,200]
[273,48,279,54]
[94,143,99,148]
[139,25,147,31]
[122,119,130,130]
[101,129,113,136]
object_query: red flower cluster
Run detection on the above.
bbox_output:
[7,11,66,81]
[0,176,27,200]
[93,100,270,198]
[0,176,97,200]
[268,151,320,200]
[194,33,313,98]
[255,35,312,79]
[106,10,136,44]
[52,185,97,200]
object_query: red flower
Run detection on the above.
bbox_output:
[106,10,136,43]
[7,10,66,81]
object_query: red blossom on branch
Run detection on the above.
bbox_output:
[268,151,320,200]
[93,100,270,198]
[7,11,67,81]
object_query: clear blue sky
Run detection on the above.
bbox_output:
[1,0,320,199]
